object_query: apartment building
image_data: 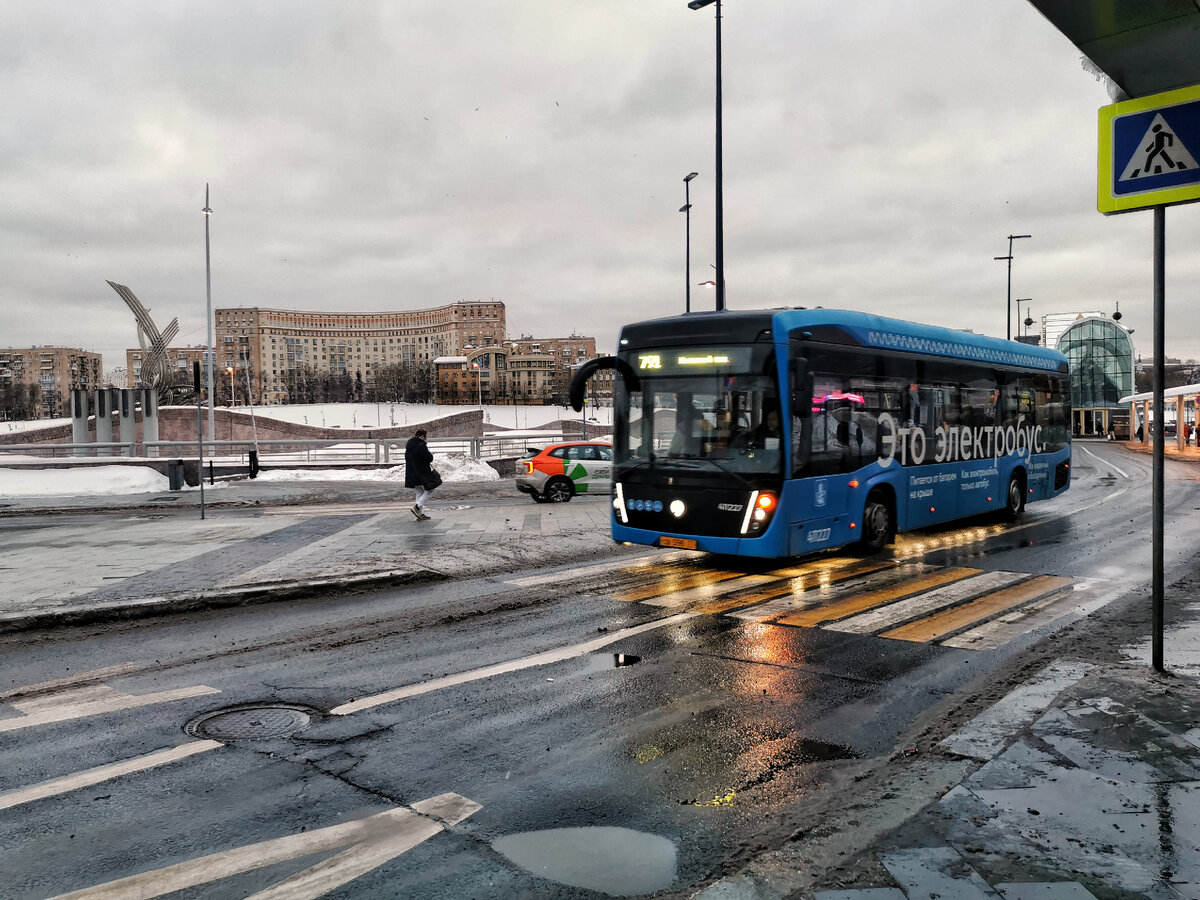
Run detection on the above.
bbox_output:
[125,345,211,389]
[0,346,103,417]
[212,302,506,404]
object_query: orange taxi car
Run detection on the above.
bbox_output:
[515,441,613,503]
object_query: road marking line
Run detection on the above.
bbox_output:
[882,574,1075,643]
[0,741,222,810]
[641,574,778,608]
[0,663,141,702]
[47,792,481,900]
[331,612,697,715]
[826,571,1027,635]
[775,567,979,628]
[503,552,680,589]
[616,569,746,603]
[942,577,1115,650]
[705,560,896,618]
[739,564,925,623]
[0,684,220,733]
[1079,444,1130,478]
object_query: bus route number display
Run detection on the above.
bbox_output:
[636,348,750,375]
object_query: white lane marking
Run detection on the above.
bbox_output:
[1079,444,1130,479]
[939,661,1092,761]
[502,552,680,588]
[0,741,222,811]
[332,611,697,715]
[826,571,1027,635]
[48,792,481,900]
[0,684,220,733]
[642,574,778,608]
[0,663,141,701]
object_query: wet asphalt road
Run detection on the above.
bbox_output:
[3,441,1198,898]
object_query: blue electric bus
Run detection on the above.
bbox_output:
[569,308,1071,559]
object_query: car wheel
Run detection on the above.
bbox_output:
[531,493,550,504]
[860,489,892,552]
[1005,472,1026,519]
[545,477,574,503]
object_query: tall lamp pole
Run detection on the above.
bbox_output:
[1016,298,1032,339]
[681,171,699,312]
[203,185,215,444]
[688,0,724,311]
[994,233,1030,341]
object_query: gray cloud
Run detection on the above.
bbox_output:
[1,0,1196,372]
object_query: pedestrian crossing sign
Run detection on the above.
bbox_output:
[1099,83,1200,214]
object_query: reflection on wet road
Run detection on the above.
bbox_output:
[548,543,1106,654]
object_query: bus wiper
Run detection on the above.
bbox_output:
[692,454,752,486]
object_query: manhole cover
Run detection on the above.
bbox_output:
[185,704,316,741]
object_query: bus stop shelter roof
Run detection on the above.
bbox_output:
[1027,0,1200,99]
[1120,382,1200,405]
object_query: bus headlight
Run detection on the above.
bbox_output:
[741,491,777,535]
[613,482,629,524]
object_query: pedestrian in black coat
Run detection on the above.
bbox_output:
[405,428,439,520]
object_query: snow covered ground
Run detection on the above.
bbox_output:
[1,402,611,436]
[0,451,499,498]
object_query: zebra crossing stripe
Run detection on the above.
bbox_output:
[882,574,1074,643]
[774,567,980,628]
[702,559,897,617]
[641,574,778,608]
[825,570,1027,635]
[616,569,745,603]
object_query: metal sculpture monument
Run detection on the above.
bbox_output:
[107,280,180,401]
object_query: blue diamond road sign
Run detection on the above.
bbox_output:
[1099,83,1200,215]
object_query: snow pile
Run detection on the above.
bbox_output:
[0,465,168,497]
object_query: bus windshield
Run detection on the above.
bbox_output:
[617,346,782,476]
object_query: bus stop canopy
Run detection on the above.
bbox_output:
[1120,382,1200,405]
[1027,1,1200,99]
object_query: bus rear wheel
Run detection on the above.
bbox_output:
[861,490,892,552]
[1005,473,1026,518]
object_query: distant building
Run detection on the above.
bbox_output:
[1040,311,1134,436]
[435,346,565,405]
[208,302,506,404]
[0,346,103,418]
[125,345,211,391]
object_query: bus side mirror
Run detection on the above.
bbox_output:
[568,356,639,412]
[790,362,812,419]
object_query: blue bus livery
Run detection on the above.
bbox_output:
[570,308,1071,559]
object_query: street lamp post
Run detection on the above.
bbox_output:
[681,172,699,312]
[472,362,482,409]
[688,0,724,311]
[1016,298,1032,339]
[994,233,1031,341]
[202,185,215,443]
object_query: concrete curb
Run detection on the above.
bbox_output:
[0,566,445,634]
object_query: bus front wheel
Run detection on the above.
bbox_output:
[1005,473,1026,519]
[861,490,892,552]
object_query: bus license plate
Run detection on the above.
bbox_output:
[660,536,697,550]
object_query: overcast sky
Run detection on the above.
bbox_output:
[5,1,1200,373]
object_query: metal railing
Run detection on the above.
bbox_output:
[0,434,569,465]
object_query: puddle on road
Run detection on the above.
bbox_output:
[492,826,676,896]
[576,652,644,675]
